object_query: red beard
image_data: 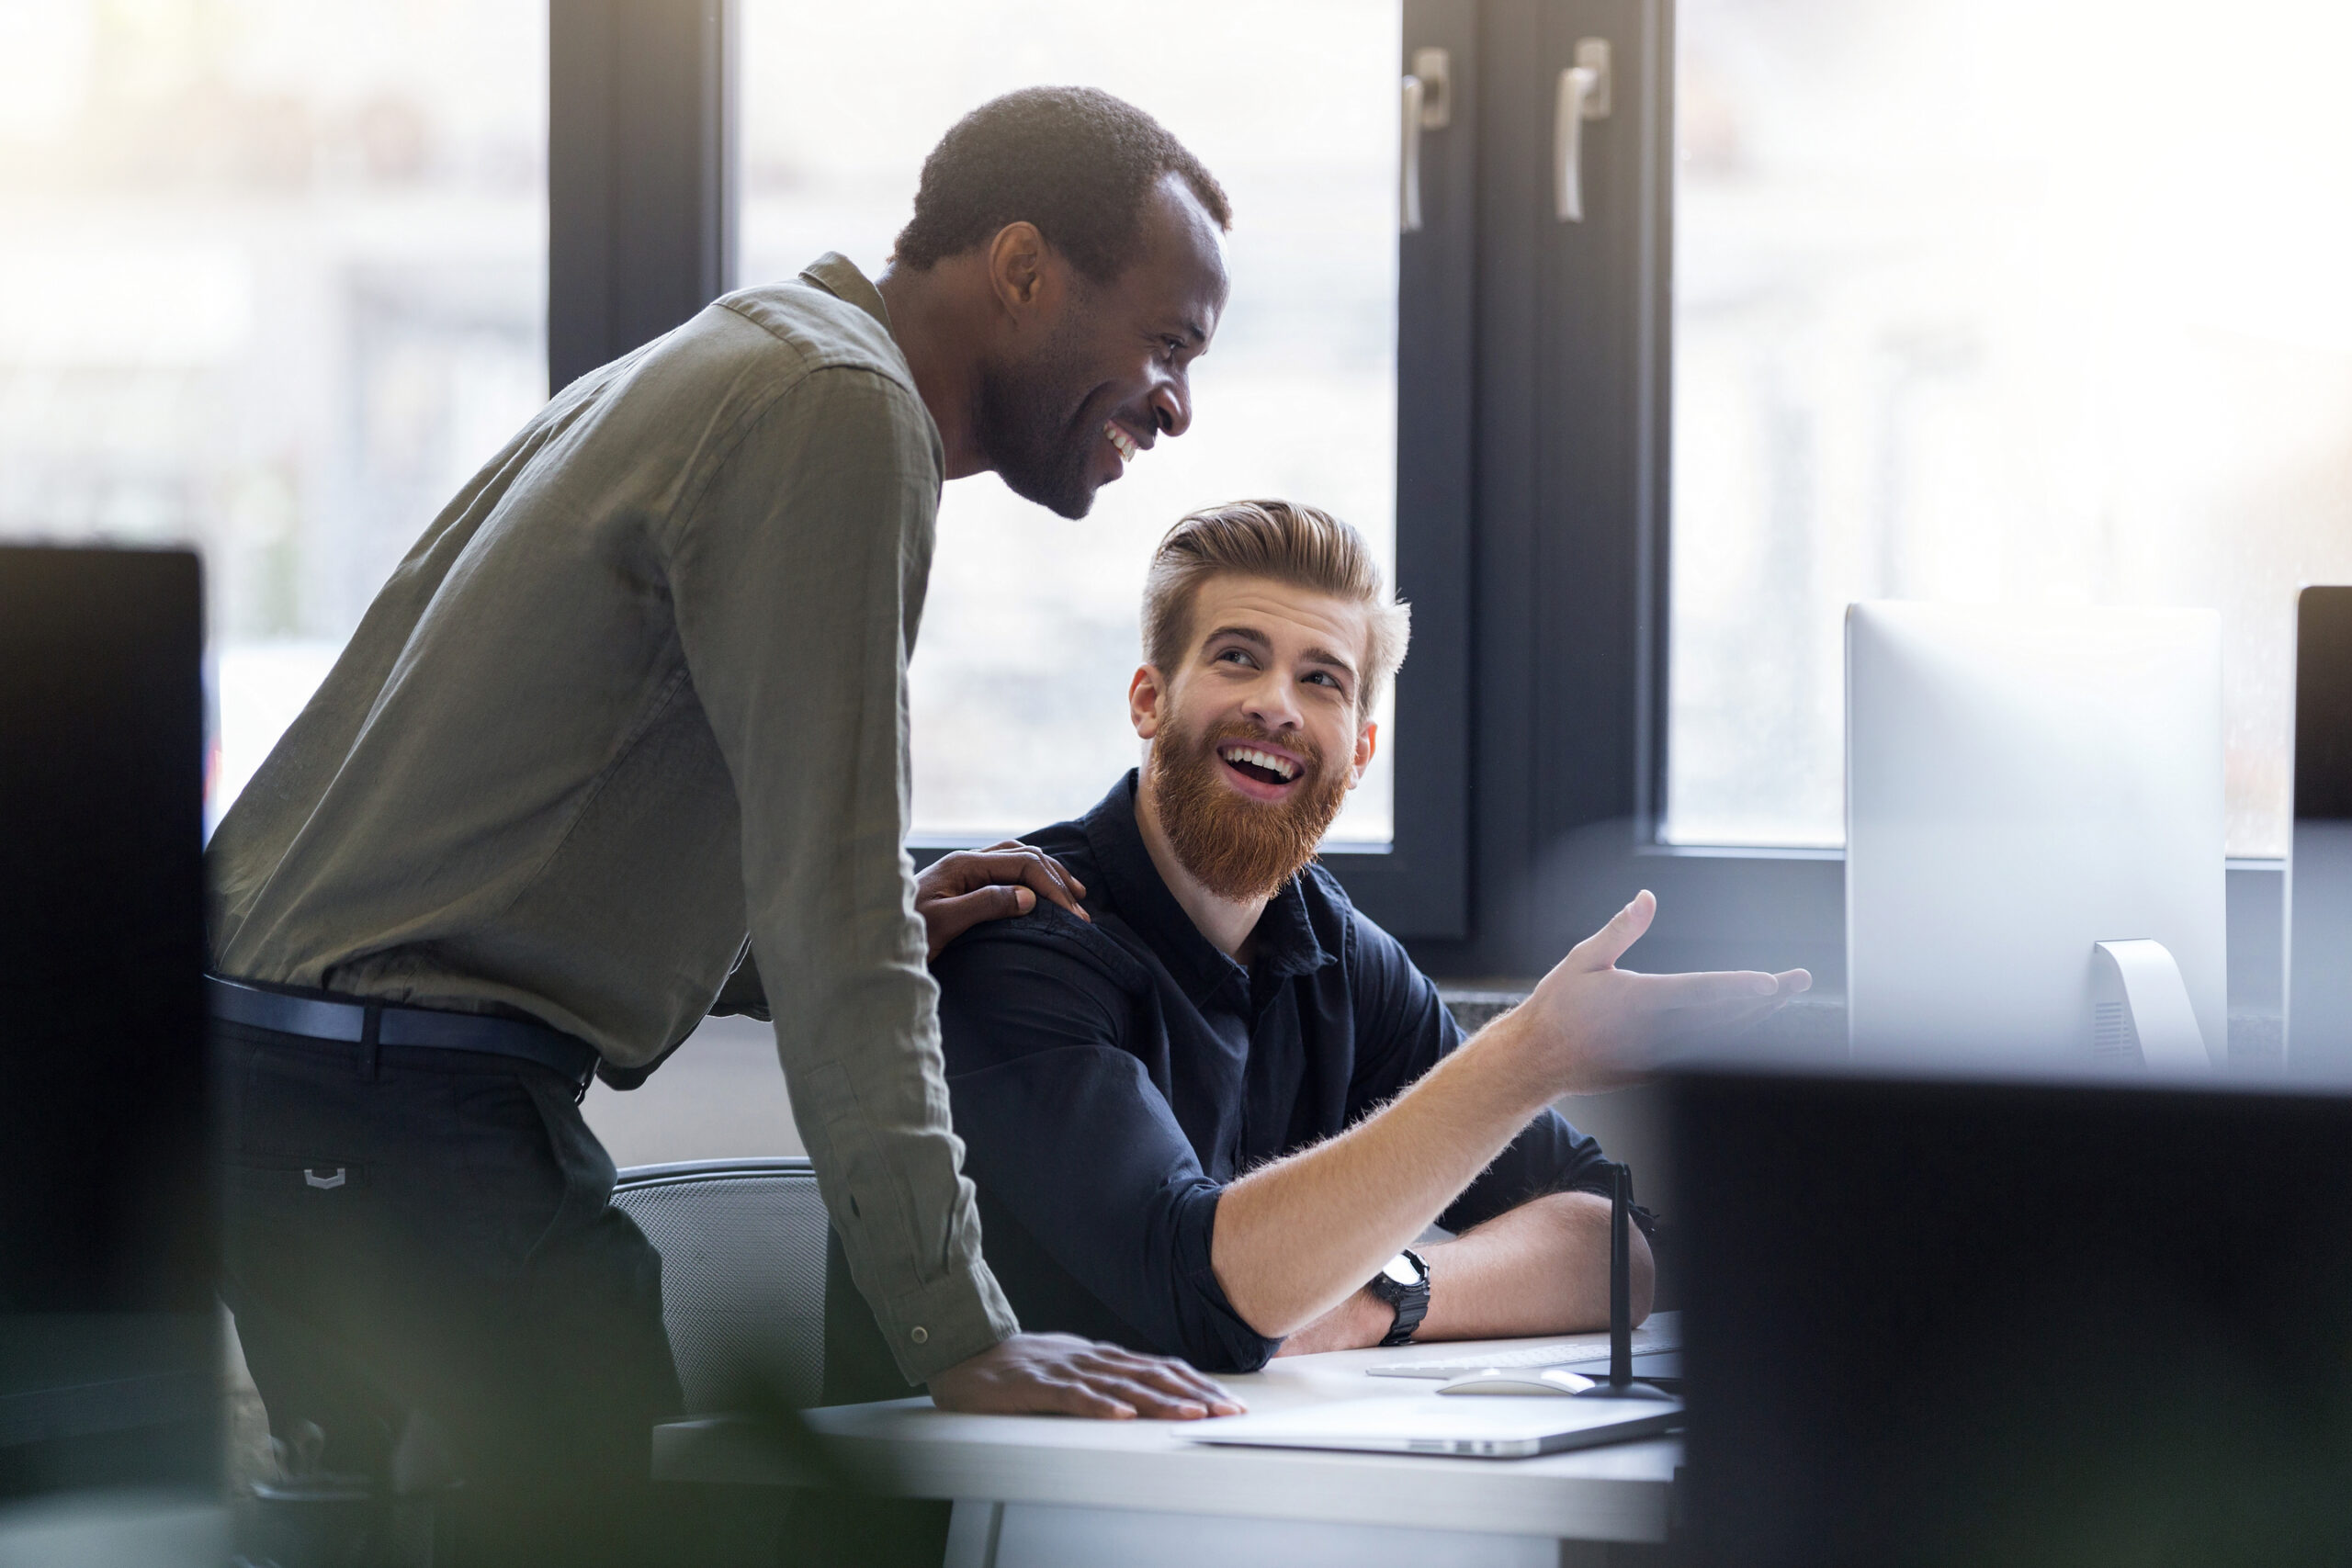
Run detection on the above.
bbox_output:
[1148,713,1352,901]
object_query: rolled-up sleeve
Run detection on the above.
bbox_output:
[933,924,1282,1373]
[667,364,1017,1383]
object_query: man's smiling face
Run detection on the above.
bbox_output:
[1131,573,1378,901]
[975,174,1229,519]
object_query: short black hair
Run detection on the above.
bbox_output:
[893,87,1231,284]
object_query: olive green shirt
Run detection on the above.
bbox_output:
[208,254,1017,1382]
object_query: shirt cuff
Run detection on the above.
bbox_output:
[873,1258,1023,1384]
[1174,1186,1284,1373]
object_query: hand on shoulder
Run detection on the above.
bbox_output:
[913,840,1090,960]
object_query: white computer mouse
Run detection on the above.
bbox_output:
[1435,1368,1598,1396]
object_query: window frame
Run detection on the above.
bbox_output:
[1623,0,2282,1010]
[541,0,2282,1005]
[1618,0,2277,1006]
[547,0,1476,940]
[548,0,734,393]
[1317,0,1482,941]
[1427,0,2280,1004]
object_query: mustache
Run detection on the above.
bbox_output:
[1092,398,1158,443]
[1199,721,1325,773]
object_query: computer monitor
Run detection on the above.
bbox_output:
[1671,1065,2352,1568]
[2287,586,2352,1078]
[0,546,213,1503]
[1845,602,2226,1071]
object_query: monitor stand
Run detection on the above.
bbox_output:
[2091,939,2211,1072]
[1575,1162,1677,1402]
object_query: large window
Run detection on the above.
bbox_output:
[737,0,1405,843]
[1666,0,2352,856]
[0,0,548,830]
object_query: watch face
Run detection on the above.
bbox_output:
[1381,1254,1419,1287]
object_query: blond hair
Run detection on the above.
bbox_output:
[1142,501,1410,716]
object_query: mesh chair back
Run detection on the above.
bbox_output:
[612,1158,828,1413]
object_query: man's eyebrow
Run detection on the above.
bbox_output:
[1203,626,1359,679]
[1165,316,1209,346]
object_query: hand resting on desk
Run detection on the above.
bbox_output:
[930,1332,1245,1421]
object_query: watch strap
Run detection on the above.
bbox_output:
[1370,1247,1430,1348]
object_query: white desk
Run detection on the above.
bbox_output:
[654,1328,1679,1568]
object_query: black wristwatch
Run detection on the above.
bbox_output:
[1366,1247,1431,1347]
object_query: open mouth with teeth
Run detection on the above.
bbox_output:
[1217,741,1301,795]
[1103,420,1139,465]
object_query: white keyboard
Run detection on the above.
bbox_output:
[1366,1331,1680,1381]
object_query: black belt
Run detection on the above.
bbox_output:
[206,976,600,1096]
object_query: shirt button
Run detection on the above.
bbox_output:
[910,1325,929,1345]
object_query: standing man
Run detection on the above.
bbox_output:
[208,87,1238,1563]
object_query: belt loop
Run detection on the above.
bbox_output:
[360,1002,382,1083]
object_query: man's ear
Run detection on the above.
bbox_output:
[1129,666,1169,741]
[984,220,1062,329]
[1350,718,1378,789]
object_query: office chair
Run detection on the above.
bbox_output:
[614,1158,879,1568]
[610,1157,830,1414]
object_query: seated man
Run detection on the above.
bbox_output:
[866,501,1809,1376]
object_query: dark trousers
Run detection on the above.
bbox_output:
[215,1021,683,1567]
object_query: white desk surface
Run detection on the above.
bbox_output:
[654,1322,1681,1544]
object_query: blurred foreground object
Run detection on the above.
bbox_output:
[1675,1066,2352,1567]
[2287,586,2352,1077]
[0,548,216,1551]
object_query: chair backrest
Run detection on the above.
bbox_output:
[612,1158,827,1414]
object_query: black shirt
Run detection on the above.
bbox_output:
[926,773,1620,1374]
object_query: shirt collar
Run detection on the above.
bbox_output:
[1078,772,1337,995]
[797,252,893,335]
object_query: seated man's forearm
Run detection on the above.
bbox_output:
[1209,1014,1554,1337]
[1423,1191,1652,1338]
[1275,1191,1653,1355]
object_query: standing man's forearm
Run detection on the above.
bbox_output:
[673,375,1016,1376]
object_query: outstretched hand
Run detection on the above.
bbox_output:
[929,1333,1245,1421]
[913,840,1091,961]
[1503,890,1809,1096]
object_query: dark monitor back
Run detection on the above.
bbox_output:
[2295,586,2352,824]
[1673,1068,2352,1568]
[0,546,212,1497]
[2290,585,2352,1072]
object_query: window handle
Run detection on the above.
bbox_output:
[1400,46,1451,234]
[1555,38,1611,222]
